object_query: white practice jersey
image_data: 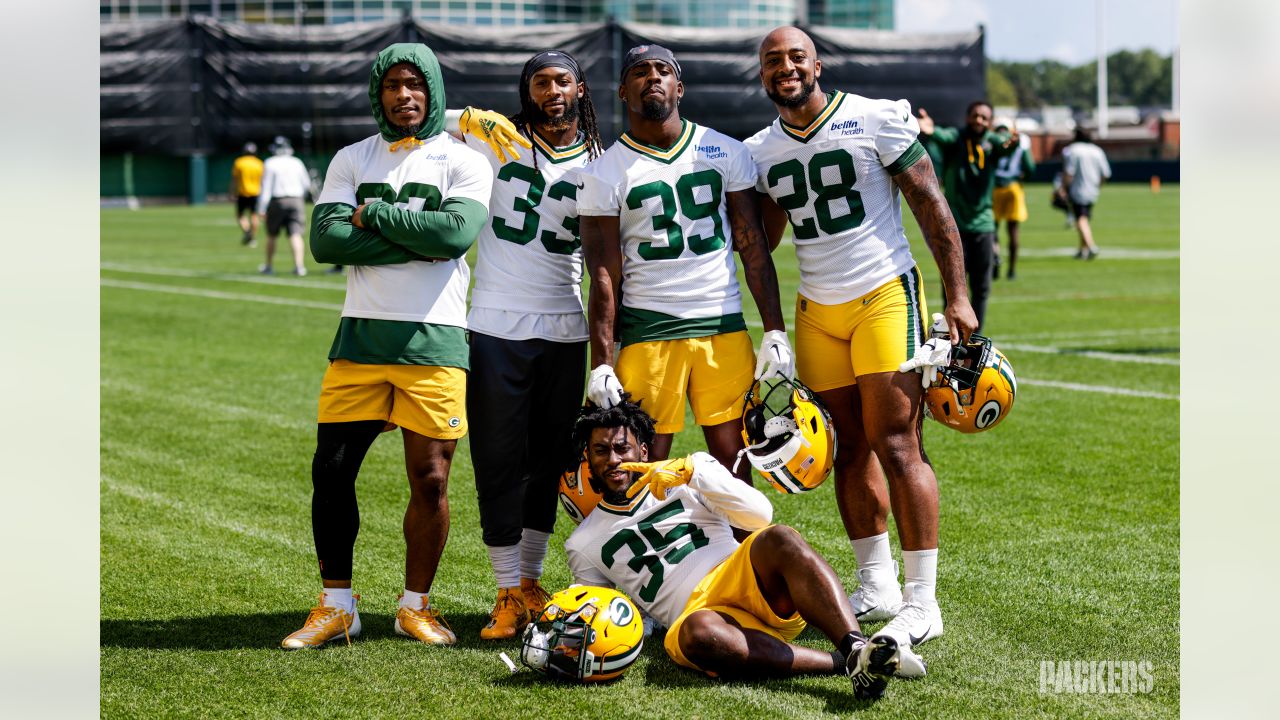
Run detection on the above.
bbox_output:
[578,121,757,320]
[256,153,311,213]
[317,132,492,328]
[565,452,773,628]
[464,131,590,342]
[745,92,926,304]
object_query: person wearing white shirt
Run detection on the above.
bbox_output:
[256,136,313,275]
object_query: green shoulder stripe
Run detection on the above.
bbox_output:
[886,141,927,176]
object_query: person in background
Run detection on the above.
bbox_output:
[991,118,1035,280]
[231,142,263,247]
[1059,127,1111,260]
[256,136,313,276]
[917,102,1018,332]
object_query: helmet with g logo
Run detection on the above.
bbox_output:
[558,455,601,524]
[924,334,1016,433]
[519,586,644,683]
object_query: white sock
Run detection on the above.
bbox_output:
[851,532,896,582]
[487,543,522,589]
[519,529,552,581]
[400,588,429,610]
[902,548,939,604]
[321,587,355,613]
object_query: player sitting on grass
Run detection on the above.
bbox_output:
[564,399,924,700]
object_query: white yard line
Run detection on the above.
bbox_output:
[1015,247,1179,260]
[1004,326,1179,342]
[101,476,310,551]
[102,278,343,311]
[102,262,345,291]
[104,277,1178,397]
[1002,342,1179,366]
[1020,378,1178,401]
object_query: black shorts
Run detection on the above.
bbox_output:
[1070,201,1093,219]
[266,197,305,236]
[236,195,258,214]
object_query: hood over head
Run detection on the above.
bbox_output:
[369,43,446,142]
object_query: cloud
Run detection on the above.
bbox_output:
[1046,41,1082,64]
[896,0,989,32]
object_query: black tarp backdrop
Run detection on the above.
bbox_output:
[101,17,984,157]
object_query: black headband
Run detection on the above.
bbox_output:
[524,50,582,83]
[620,44,681,82]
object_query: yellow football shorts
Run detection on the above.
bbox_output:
[664,526,807,675]
[317,359,467,440]
[795,267,928,392]
[615,330,753,435]
[993,181,1028,223]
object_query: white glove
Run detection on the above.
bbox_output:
[927,312,949,340]
[754,330,795,381]
[899,337,952,388]
[587,365,624,409]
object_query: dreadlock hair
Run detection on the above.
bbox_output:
[569,396,655,471]
[509,51,605,173]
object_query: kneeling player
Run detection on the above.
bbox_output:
[564,401,923,699]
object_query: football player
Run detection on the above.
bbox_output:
[564,400,920,700]
[744,27,979,650]
[578,45,791,484]
[281,43,494,649]
[455,50,605,641]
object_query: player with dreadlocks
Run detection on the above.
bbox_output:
[460,49,608,641]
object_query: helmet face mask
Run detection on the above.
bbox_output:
[520,586,644,683]
[738,377,836,494]
[924,334,1017,433]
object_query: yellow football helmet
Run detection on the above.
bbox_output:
[519,585,644,683]
[558,456,601,524]
[736,377,836,494]
[924,334,1017,433]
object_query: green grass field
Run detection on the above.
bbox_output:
[101,183,1179,718]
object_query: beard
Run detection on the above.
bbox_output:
[639,95,674,122]
[530,97,579,133]
[766,76,817,109]
[391,121,423,138]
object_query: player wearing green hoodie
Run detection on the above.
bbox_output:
[282,43,493,650]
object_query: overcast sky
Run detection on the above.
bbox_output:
[895,0,1179,64]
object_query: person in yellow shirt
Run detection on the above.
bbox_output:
[230,142,264,246]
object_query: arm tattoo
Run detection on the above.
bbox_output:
[727,189,786,332]
[894,157,969,305]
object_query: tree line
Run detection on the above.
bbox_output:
[986,49,1173,110]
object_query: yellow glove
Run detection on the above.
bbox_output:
[620,456,695,500]
[459,106,531,163]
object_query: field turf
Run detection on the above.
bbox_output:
[101,183,1178,718]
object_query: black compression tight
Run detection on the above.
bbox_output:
[310,420,383,581]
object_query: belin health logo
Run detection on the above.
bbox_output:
[830,119,863,137]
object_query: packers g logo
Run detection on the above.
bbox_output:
[609,596,634,626]
[559,494,585,524]
[975,400,1002,429]
[448,416,461,428]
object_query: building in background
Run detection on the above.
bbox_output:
[100,0,894,28]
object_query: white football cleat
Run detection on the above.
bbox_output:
[893,644,928,678]
[873,582,943,649]
[848,565,903,623]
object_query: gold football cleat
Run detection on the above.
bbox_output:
[480,587,531,641]
[395,595,457,646]
[520,578,553,619]
[281,595,361,649]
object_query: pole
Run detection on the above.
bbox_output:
[1171,0,1179,113]
[1096,0,1108,138]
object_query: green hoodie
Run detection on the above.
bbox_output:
[368,42,446,143]
[309,43,490,369]
[923,126,1015,234]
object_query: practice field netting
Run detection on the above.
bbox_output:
[101,183,1178,719]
